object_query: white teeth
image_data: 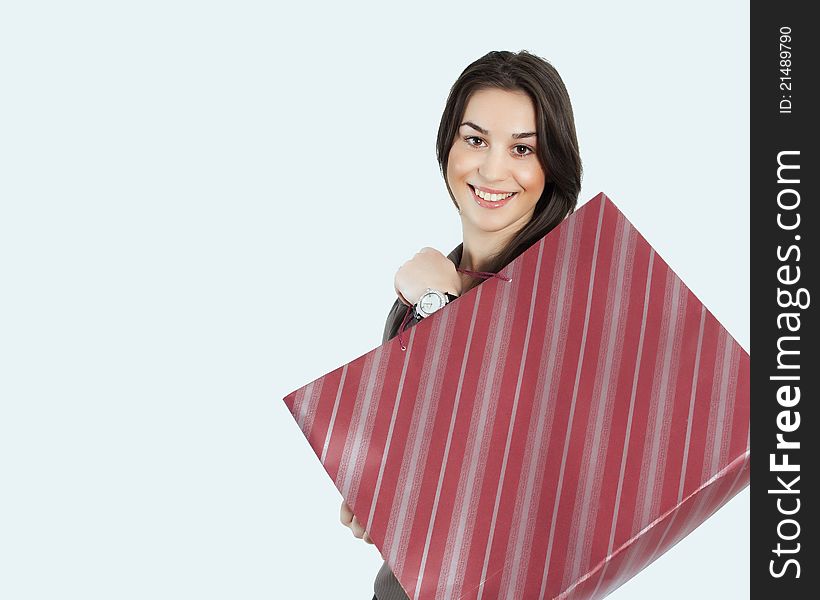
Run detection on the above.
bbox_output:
[473,186,514,201]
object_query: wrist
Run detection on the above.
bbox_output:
[429,279,460,298]
[409,288,458,307]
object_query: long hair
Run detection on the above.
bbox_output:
[384,50,582,342]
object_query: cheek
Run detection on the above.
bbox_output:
[517,163,546,196]
[446,147,471,183]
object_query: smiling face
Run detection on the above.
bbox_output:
[446,87,546,238]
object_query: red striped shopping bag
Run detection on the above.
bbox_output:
[283,192,750,600]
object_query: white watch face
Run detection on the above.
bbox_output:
[420,292,444,314]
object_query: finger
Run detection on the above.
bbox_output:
[419,247,446,260]
[340,500,354,526]
[397,291,412,306]
[394,270,412,306]
[363,531,374,545]
[350,515,366,539]
[394,272,412,306]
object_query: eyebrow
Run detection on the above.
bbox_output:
[460,121,537,140]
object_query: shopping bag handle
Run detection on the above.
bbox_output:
[398,268,513,351]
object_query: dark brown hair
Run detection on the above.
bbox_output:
[384,50,582,343]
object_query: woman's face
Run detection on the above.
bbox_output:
[446,87,546,236]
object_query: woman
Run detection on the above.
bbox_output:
[340,49,582,600]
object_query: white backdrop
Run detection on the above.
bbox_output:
[0,1,749,598]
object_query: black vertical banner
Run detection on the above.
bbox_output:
[751,2,817,598]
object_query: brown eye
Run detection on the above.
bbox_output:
[465,136,485,147]
[513,144,533,156]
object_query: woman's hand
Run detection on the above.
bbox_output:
[394,247,462,306]
[340,499,373,544]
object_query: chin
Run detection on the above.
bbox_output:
[465,213,521,234]
[464,203,534,230]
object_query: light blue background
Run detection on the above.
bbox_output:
[0,1,748,598]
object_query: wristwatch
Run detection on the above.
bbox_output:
[413,288,459,320]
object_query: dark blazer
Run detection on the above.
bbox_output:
[373,242,463,600]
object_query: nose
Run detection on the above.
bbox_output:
[477,146,510,183]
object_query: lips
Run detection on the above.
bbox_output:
[469,184,517,209]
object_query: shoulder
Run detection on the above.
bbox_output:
[381,242,460,345]
[447,242,463,266]
[382,296,414,345]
